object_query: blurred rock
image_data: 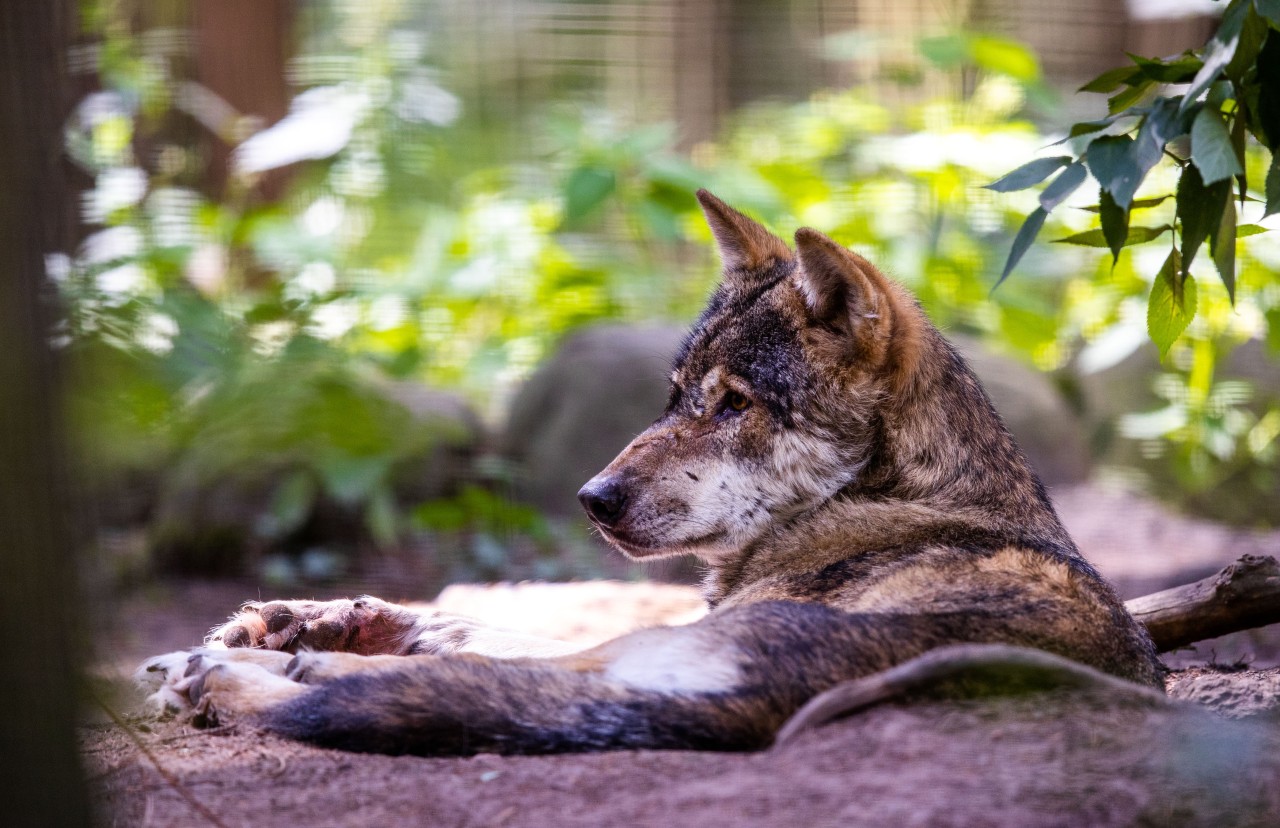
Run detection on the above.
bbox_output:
[502,324,687,516]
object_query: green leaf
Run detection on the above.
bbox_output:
[1068,116,1121,138]
[1226,5,1269,80]
[265,470,317,539]
[1108,79,1154,115]
[1180,0,1249,114]
[1267,150,1280,216]
[1236,223,1270,236]
[1176,162,1231,275]
[1087,135,1146,208]
[1079,65,1141,93]
[1127,98,1189,198]
[1232,104,1249,203]
[1039,161,1088,211]
[1258,0,1280,27]
[1080,195,1171,212]
[1148,250,1197,356]
[317,453,393,505]
[563,166,616,222]
[984,156,1072,192]
[365,486,399,548]
[1099,189,1129,265]
[1191,106,1244,184]
[1130,53,1203,84]
[919,34,969,68]
[1053,225,1168,248]
[1210,197,1238,302]
[995,207,1048,288]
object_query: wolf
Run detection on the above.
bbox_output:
[138,191,1163,755]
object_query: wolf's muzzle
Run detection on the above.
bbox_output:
[577,478,628,528]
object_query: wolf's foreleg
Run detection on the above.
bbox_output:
[208,595,585,658]
[171,599,1167,754]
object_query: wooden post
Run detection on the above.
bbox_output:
[0,0,94,824]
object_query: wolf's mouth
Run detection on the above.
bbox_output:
[593,524,660,555]
[595,523,725,559]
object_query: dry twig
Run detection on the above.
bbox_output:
[1125,554,1280,653]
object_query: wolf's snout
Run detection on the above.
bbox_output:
[577,478,628,527]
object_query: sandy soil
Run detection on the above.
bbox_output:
[84,484,1280,827]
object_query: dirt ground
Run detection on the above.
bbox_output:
[84,484,1280,827]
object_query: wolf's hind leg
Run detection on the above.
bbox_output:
[135,648,294,716]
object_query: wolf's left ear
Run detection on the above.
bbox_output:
[793,228,893,343]
[696,189,792,279]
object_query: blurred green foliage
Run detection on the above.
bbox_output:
[61,0,1280,587]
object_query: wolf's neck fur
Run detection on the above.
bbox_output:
[704,322,1078,606]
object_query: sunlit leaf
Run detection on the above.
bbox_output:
[1148,250,1196,356]
[1080,195,1170,212]
[1191,106,1244,184]
[1107,80,1153,114]
[1079,65,1142,93]
[995,207,1047,288]
[1226,5,1270,80]
[1053,224,1168,248]
[970,35,1041,82]
[1179,0,1249,114]
[1068,116,1121,138]
[1237,223,1270,237]
[984,156,1071,192]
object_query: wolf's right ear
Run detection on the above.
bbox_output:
[793,227,894,346]
[696,190,792,279]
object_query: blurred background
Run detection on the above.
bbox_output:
[57,0,1280,662]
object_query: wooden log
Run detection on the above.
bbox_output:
[1125,554,1280,653]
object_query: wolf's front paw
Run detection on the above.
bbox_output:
[209,596,413,655]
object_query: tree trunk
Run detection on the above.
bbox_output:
[193,0,296,199]
[0,1,94,825]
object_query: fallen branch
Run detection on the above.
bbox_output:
[1125,554,1280,653]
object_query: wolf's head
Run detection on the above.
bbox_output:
[578,190,1052,564]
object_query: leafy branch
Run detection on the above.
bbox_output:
[991,0,1280,354]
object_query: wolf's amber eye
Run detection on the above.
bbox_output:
[724,391,751,413]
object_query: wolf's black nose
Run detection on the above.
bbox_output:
[578,479,627,527]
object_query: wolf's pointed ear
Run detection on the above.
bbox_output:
[696,189,791,277]
[793,227,893,343]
